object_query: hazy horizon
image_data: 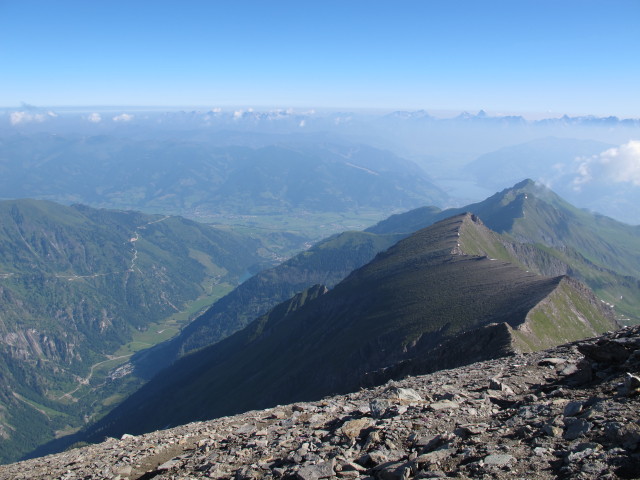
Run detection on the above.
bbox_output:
[1,0,639,118]
[2,104,635,121]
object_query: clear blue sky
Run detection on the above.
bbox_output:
[1,0,638,116]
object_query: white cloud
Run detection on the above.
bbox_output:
[9,111,46,125]
[87,113,102,123]
[573,140,640,189]
[112,113,134,122]
[599,140,640,185]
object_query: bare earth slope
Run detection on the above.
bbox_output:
[3,326,639,480]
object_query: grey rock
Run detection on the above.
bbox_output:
[604,421,640,449]
[564,358,593,385]
[539,357,567,366]
[375,460,414,480]
[415,448,454,465]
[623,372,640,396]
[340,418,373,441]
[2,326,640,480]
[578,339,630,363]
[385,386,422,401]
[297,461,335,480]
[428,400,459,411]
[542,424,564,437]
[113,465,132,476]
[414,434,443,451]
[563,400,583,417]
[157,457,182,470]
[363,449,391,467]
[235,423,257,435]
[370,399,392,418]
[483,453,514,466]
[563,418,592,440]
[454,423,488,436]
[489,378,514,395]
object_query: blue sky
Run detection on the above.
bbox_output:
[1,0,639,116]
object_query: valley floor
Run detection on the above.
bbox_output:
[3,327,639,480]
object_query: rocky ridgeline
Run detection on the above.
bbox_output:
[3,326,640,480]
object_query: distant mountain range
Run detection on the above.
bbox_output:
[467,137,612,191]
[71,212,616,445]
[3,107,640,225]
[3,106,640,131]
[0,199,265,463]
[0,135,447,221]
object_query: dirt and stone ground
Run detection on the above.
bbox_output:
[2,325,639,480]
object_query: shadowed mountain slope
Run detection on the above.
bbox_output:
[131,230,405,377]
[72,214,615,444]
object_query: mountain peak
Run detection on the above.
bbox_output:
[513,178,537,189]
[383,212,507,262]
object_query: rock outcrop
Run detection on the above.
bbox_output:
[4,325,639,480]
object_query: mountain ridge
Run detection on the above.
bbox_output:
[63,213,616,449]
[367,179,640,321]
[131,230,405,377]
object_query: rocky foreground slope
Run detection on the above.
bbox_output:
[4,326,640,480]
